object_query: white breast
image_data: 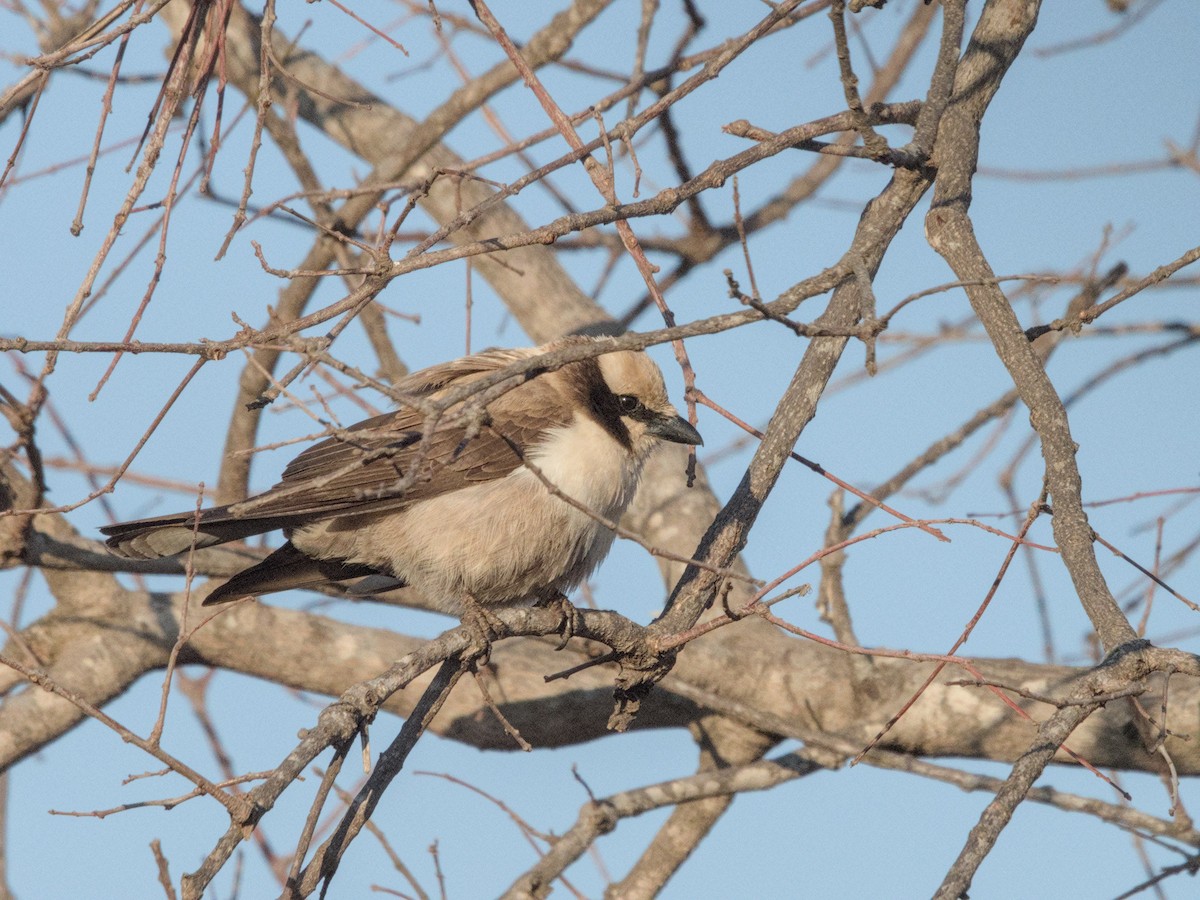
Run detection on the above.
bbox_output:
[527,414,643,516]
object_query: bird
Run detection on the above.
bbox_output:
[101,339,702,628]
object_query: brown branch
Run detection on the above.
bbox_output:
[286,657,465,898]
[503,749,814,899]
[0,654,248,819]
[924,0,1136,653]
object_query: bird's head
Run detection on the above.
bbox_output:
[594,350,703,457]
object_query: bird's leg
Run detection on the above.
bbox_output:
[458,593,504,664]
[534,589,580,651]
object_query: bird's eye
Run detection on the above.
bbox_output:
[617,394,643,414]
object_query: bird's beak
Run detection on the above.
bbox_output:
[647,413,703,446]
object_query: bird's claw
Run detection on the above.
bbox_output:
[535,591,580,650]
[459,595,503,666]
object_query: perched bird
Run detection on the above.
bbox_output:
[102,341,702,620]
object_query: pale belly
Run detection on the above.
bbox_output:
[292,467,635,609]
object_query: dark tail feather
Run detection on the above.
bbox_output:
[101,506,290,560]
[203,542,380,605]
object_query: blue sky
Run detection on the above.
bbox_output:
[2,1,1198,897]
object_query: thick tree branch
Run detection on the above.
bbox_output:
[923,0,1135,652]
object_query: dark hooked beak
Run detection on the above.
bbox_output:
[647,414,703,446]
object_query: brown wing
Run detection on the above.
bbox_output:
[102,347,570,557]
[219,349,569,521]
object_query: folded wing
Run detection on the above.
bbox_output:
[102,348,568,558]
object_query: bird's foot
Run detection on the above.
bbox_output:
[459,594,503,665]
[534,590,580,650]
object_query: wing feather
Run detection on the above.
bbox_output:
[103,345,580,557]
[221,348,570,521]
